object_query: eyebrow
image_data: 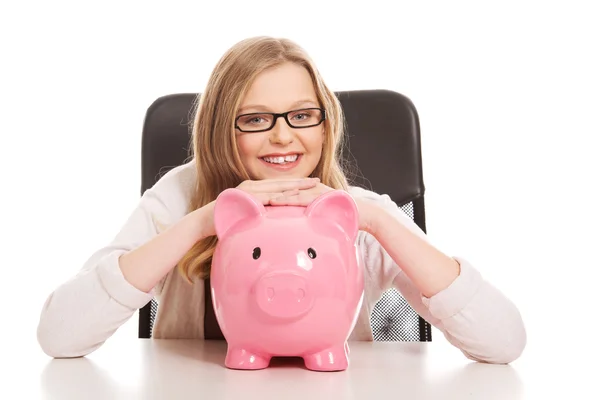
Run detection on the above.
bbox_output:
[237,99,319,114]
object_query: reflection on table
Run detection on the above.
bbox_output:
[37,338,523,399]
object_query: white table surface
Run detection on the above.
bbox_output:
[5,332,594,400]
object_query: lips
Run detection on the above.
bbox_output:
[262,154,299,164]
[259,153,303,170]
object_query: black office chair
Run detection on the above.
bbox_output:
[138,89,432,342]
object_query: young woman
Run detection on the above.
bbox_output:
[37,36,526,365]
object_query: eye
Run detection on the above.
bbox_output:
[241,114,270,125]
[252,247,261,260]
[307,248,317,259]
[292,112,309,120]
[249,116,266,124]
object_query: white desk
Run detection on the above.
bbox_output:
[9,338,536,400]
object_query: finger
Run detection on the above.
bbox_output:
[262,177,319,183]
[266,190,299,204]
[264,190,299,203]
[281,188,301,197]
[255,178,319,193]
[269,193,316,207]
[253,192,281,205]
[270,195,306,206]
[249,190,303,205]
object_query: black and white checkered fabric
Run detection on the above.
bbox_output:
[369,201,423,341]
[149,298,158,337]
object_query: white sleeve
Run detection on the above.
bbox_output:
[36,163,194,358]
[355,187,526,364]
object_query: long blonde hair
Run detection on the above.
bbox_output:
[177,36,350,282]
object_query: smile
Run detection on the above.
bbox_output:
[259,153,303,170]
[262,154,299,164]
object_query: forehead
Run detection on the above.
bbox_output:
[240,62,318,111]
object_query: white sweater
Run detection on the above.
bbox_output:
[36,161,526,364]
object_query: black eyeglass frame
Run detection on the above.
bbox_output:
[235,107,326,133]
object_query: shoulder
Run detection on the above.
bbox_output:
[348,185,398,212]
[348,185,427,240]
[142,159,197,226]
[348,185,386,200]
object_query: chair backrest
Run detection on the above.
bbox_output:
[139,89,431,342]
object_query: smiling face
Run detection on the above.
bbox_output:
[235,62,324,180]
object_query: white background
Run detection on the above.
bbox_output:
[1,0,598,397]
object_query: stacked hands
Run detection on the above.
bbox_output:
[203,177,376,237]
[237,177,330,206]
[202,178,378,239]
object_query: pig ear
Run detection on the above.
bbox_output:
[214,188,266,238]
[305,190,359,240]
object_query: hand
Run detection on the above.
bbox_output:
[196,177,321,238]
[268,182,334,206]
[269,183,378,232]
[236,177,321,204]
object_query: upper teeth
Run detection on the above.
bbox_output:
[263,155,298,164]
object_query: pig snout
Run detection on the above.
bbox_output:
[254,272,314,319]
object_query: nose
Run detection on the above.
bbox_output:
[269,118,294,145]
[254,271,314,320]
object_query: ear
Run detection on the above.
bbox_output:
[305,190,359,241]
[214,188,266,239]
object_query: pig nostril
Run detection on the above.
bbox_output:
[297,288,305,300]
[267,287,275,300]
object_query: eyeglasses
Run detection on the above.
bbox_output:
[235,108,326,133]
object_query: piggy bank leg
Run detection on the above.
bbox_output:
[225,346,271,370]
[304,343,349,372]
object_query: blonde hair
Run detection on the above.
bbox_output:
[177,36,350,282]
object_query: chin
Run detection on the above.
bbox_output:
[257,169,308,180]
[251,156,316,180]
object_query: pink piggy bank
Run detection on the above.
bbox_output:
[210,188,365,371]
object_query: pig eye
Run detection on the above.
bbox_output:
[252,247,261,260]
[307,248,317,259]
